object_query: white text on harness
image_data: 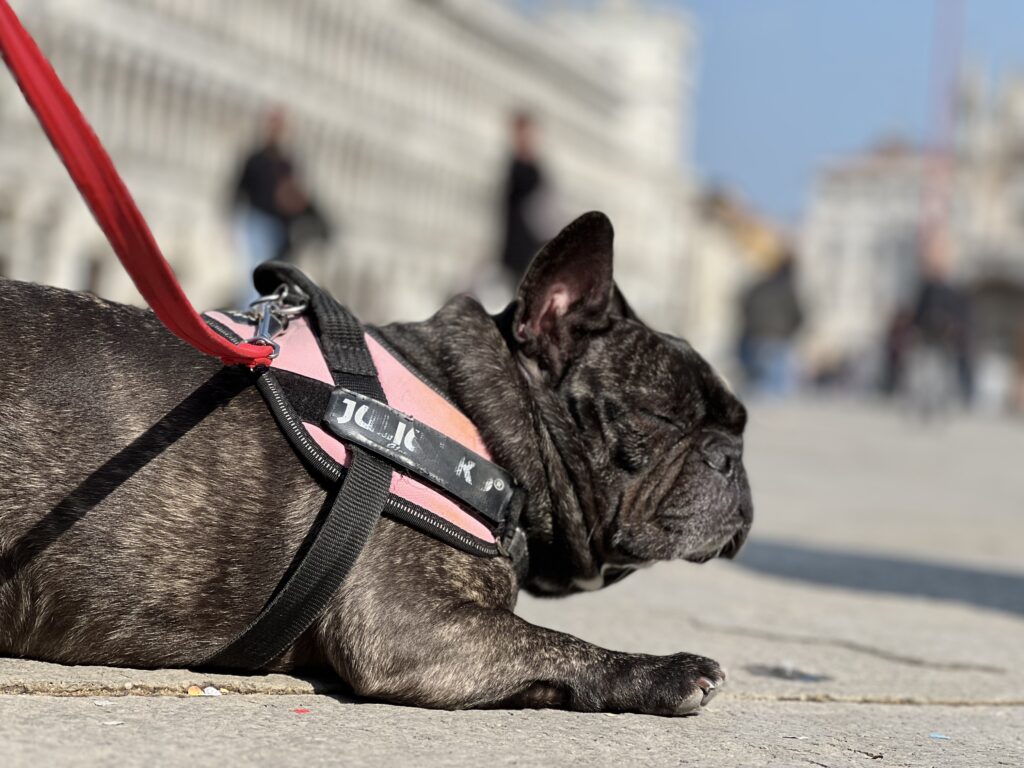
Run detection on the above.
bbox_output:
[334,397,418,453]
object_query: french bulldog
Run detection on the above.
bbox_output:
[0,211,752,716]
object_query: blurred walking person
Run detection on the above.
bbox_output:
[906,265,973,418]
[474,112,557,311]
[500,112,554,285]
[230,108,328,300]
[738,252,804,396]
[909,264,970,421]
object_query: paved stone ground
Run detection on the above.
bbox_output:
[2,399,1022,767]
[2,695,1021,768]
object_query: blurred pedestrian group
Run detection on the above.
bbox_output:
[734,243,987,417]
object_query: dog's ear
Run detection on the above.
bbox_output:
[513,211,615,377]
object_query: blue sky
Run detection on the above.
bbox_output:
[679,1,1024,223]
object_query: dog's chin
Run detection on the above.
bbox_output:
[612,521,749,567]
[681,526,749,564]
[682,548,726,565]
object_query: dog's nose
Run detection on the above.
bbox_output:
[699,434,741,476]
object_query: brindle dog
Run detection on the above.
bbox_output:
[0,212,752,715]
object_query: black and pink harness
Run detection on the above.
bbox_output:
[200,264,525,669]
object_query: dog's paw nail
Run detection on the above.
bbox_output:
[696,676,716,693]
[696,675,722,707]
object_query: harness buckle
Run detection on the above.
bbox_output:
[245,284,310,359]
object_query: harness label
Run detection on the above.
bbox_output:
[325,388,514,528]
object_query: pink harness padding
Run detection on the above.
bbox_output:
[207,312,496,544]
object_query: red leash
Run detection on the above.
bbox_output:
[0,1,272,367]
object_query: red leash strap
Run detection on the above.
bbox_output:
[0,1,272,367]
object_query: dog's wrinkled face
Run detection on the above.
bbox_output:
[564,323,752,567]
[512,212,752,586]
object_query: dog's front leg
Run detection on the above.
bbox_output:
[323,599,723,716]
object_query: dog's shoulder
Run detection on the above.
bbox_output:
[0,277,222,378]
[2,276,155,329]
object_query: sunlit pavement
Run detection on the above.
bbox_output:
[2,399,1023,767]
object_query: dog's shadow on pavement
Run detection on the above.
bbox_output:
[734,539,1024,619]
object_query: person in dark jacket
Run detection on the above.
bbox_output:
[739,253,804,395]
[500,112,549,284]
[231,109,329,297]
[909,269,974,408]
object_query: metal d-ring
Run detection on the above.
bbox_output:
[247,284,309,321]
[246,336,281,360]
[247,286,286,310]
[274,284,309,317]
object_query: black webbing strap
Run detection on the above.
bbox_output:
[203,263,393,670]
[203,449,391,669]
[254,262,378,381]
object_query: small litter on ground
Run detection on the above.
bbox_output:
[187,685,223,697]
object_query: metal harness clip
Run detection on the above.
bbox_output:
[244,284,309,360]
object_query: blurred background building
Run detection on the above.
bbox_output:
[0,0,697,332]
[799,71,1024,408]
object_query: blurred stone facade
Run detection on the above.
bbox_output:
[0,0,696,331]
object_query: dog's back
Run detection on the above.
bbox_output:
[0,279,324,667]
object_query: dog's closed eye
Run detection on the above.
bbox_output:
[612,428,649,472]
[637,407,685,434]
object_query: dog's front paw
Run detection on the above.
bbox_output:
[649,653,725,716]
